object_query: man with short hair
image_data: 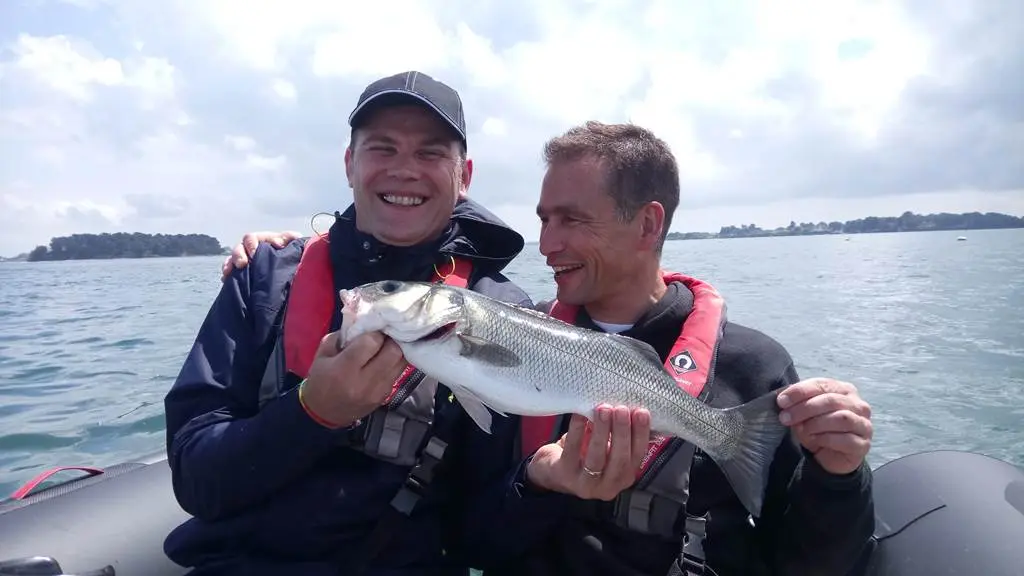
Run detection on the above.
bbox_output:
[463,121,875,576]
[162,70,533,576]
[226,121,876,576]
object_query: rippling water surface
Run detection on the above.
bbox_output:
[1,229,1022,495]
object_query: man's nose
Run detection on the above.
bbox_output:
[386,166,419,180]
[538,224,564,257]
[386,152,420,180]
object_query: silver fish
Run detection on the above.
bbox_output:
[338,280,790,518]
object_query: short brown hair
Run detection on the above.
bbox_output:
[542,121,679,251]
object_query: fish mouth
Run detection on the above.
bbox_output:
[415,321,457,342]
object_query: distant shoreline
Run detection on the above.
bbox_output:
[666,225,1019,241]
[666,210,1023,241]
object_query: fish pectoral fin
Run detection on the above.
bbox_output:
[457,334,521,367]
[452,384,507,417]
[608,333,663,366]
[449,385,500,433]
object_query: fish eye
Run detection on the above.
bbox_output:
[381,280,399,294]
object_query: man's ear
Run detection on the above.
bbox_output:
[344,146,354,188]
[637,201,666,251]
[459,157,474,198]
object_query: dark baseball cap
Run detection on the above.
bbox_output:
[348,71,467,146]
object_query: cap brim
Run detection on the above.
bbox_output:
[348,90,466,142]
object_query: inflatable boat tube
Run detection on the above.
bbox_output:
[0,452,189,576]
[0,450,1021,575]
[859,450,1024,576]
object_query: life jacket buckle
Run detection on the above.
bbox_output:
[338,418,370,450]
[390,483,422,517]
[678,512,710,575]
[402,472,429,498]
[679,553,710,576]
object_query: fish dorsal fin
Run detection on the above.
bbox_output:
[505,302,565,323]
[608,333,664,366]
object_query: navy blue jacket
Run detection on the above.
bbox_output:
[162,199,531,576]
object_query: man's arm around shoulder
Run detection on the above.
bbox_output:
[164,241,348,521]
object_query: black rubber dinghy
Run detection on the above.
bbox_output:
[0,450,1021,575]
[859,450,1024,576]
[0,453,188,576]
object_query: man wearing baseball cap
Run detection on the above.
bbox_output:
[162,71,534,575]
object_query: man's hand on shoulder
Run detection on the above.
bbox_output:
[777,377,873,475]
[220,230,303,281]
[526,405,651,501]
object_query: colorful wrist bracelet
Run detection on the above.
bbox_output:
[298,379,344,429]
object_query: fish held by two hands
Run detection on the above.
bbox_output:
[337,280,790,518]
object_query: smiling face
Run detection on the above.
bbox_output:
[345,103,473,247]
[537,155,663,313]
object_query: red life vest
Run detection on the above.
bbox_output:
[281,233,472,387]
[519,270,726,477]
[258,232,480,552]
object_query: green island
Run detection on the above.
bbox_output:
[8,232,228,262]
[667,211,1024,241]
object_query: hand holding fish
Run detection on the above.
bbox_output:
[526,404,652,501]
[777,377,873,475]
[300,330,407,428]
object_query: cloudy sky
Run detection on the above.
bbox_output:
[1,0,1021,256]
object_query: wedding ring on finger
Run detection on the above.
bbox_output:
[582,465,603,478]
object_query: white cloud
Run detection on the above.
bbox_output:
[12,34,125,101]
[0,0,1021,256]
[224,135,256,151]
[11,33,177,104]
[245,153,287,172]
[480,117,506,137]
[271,78,296,101]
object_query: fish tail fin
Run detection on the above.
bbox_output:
[714,389,789,518]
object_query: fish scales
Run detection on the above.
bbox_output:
[462,294,738,458]
[338,280,791,518]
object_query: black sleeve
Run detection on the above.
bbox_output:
[755,362,876,575]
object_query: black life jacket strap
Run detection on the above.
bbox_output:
[344,433,449,575]
[664,513,715,576]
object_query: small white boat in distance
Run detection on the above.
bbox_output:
[957,236,967,241]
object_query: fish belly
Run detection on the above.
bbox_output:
[403,341,590,419]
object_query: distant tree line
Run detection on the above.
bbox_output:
[667,211,1024,241]
[27,232,226,262]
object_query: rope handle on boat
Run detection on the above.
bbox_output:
[8,466,104,500]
